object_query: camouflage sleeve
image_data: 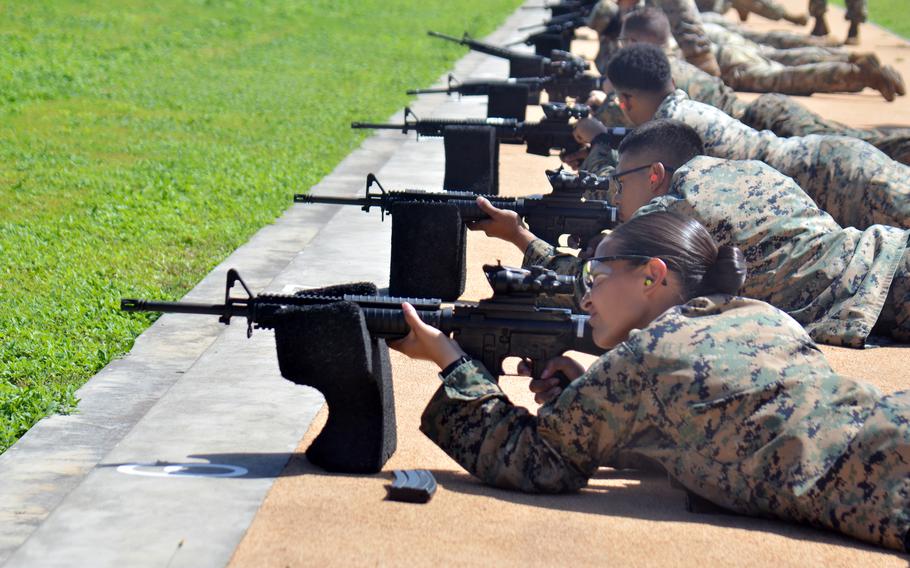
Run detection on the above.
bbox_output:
[587,0,620,33]
[578,141,619,178]
[420,349,644,493]
[652,0,722,76]
[522,238,579,276]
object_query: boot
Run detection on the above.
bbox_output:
[848,52,880,68]
[845,21,861,45]
[885,65,906,97]
[784,12,809,26]
[735,6,749,21]
[811,15,829,37]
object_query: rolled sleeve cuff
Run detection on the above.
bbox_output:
[523,238,557,269]
[439,359,503,401]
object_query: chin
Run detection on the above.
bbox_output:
[592,328,620,350]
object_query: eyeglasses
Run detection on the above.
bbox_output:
[579,255,654,289]
[609,164,651,196]
[609,163,675,196]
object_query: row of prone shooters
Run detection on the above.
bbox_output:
[120,2,611,475]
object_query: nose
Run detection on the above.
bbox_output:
[581,290,594,313]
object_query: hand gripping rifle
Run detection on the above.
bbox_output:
[352,102,624,157]
[427,31,589,78]
[120,264,602,381]
[294,173,619,246]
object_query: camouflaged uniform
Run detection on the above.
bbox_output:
[710,35,877,95]
[654,89,910,230]
[809,0,867,24]
[697,0,797,23]
[420,295,910,551]
[742,94,910,165]
[592,0,721,76]
[700,11,843,49]
[525,155,910,346]
[704,23,851,67]
[587,0,624,78]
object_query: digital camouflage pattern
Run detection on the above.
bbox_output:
[526,155,910,346]
[700,11,844,48]
[593,0,722,76]
[711,37,878,95]
[742,93,910,165]
[877,248,910,342]
[704,23,851,67]
[809,0,867,23]
[591,51,910,165]
[420,295,910,551]
[654,89,910,230]
[698,0,800,23]
[633,155,910,346]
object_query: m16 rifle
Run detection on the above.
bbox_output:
[427,31,589,79]
[294,173,619,246]
[120,265,601,381]
[407,73,601,104]
[352,102,624,157]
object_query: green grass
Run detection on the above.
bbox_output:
[829,0,910,38]
[0,0,523,452]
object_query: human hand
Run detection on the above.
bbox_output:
[517,356,585,404]
[573,118,609,145]
[388,303,466,370]
[586,90,607,109]
[467,196,536,250]
[560,146,590,170]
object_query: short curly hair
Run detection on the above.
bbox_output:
[606,44,672,93]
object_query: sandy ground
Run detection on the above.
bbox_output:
[229,3,910,566]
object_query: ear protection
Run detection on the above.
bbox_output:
[644,278,654,286]
[618,100,626,110]
[649,174,658,182]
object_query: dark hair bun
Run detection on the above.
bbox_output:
[698,245,747,296]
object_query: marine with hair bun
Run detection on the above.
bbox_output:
[391,212,910,553]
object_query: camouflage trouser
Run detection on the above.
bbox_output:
[877,245,910,341]
[742,94,910,165]
[763,134,910,230]
[809,0,867,23]
[731,0,788,20]
[717,44,869,95]
[758,45,849,67]
[700,11,842,48]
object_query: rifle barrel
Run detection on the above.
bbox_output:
[294,194,374,208]
[407,87,450,95]
[427,31,462,43]
[351,122,409,130]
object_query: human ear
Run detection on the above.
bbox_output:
[649,162,668,194]
[641,257,669,296]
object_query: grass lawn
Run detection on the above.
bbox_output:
[0,0,522,451]
[829,0,910,38]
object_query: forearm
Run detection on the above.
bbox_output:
[420,360,592,493]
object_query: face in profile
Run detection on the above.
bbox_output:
[582,237,653,349]
[613,152,658,222]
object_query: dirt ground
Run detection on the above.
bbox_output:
[229,3,910,566]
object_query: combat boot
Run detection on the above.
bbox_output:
[848,52,880,68]
[845,21,861,45]
[735,6,749,21]
[884,65,906,97]
[784,12,809,26]
[811,15,829,36]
